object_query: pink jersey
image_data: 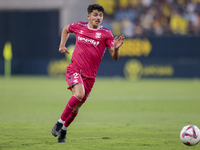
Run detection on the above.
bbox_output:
[68,21,114,79]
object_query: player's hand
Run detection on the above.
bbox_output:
[59,47,70,54]
[114,35,125,49]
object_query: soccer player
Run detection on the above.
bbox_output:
[51,4,125,143]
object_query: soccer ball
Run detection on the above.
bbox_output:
[180,125,200,146]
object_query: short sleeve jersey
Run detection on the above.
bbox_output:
[68,21,114,79]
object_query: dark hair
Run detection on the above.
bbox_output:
[87,4,104,14]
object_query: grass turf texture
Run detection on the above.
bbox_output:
[0,76,200,150]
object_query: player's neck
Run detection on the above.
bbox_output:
[88,23,100,30]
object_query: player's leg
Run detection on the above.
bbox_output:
[57,84,85,143]
[62,78,95,128]
[63,101,83,128]
[60,84,85,121]
[52,74,95,142]
[57,79,95,143]
[58,102,83,143]
[52,69,84,138]
[52,86,84,136]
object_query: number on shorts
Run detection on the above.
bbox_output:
[73,73,79,79]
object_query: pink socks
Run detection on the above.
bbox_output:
[60,95,81,127]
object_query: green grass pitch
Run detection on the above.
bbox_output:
[0,76,200,150]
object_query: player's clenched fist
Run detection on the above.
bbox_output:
[59,47,69,54]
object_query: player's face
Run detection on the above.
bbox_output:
[88,10,103,29]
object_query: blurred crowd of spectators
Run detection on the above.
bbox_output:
[96,0,200,37]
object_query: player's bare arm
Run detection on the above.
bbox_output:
[59,25,70,54]
[108,35,125,60]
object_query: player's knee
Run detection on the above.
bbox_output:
[72,84,85,100]
[74,92,85,100]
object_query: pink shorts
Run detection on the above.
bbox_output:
[66,64,95,103]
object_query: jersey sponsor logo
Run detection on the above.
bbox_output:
[78,36,100,47]
[79,30,83,34]
[95,33,101,38]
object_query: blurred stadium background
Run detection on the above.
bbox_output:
[1,0,200,80]
[1,1,200,149]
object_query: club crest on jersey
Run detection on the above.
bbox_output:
[95,33,101,38]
